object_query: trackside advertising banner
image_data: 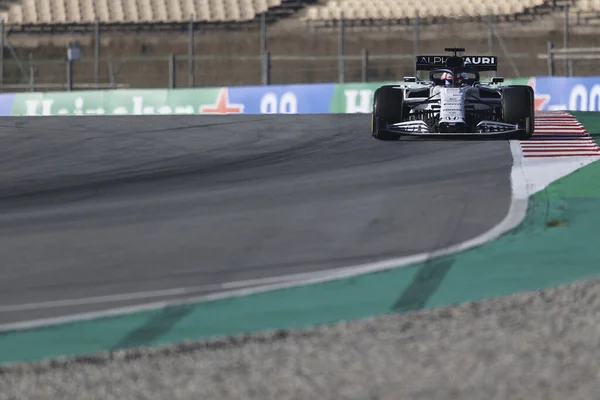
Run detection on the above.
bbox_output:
[3,77,599,116]
[7,79,523,116]
[10,82,413,116]
[12,85,336,117]
[528,77,600,112]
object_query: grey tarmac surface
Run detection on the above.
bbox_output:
[0,115,512,324]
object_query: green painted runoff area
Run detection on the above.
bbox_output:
[1,112,600,365]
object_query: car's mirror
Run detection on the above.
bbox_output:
[491,77,504,84]
[403,76,417,82]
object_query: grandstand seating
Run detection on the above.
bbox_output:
[0,0,282,24]
[301,0,550,22]
[0,0,596,27]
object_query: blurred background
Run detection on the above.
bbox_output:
[0,0,595,92]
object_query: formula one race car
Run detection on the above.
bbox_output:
[371,48,534,140]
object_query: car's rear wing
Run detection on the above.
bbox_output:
[415,55,498,72]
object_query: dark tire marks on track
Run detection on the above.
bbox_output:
[0,115,513,325]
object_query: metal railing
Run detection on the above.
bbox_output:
[538,45,600,76]
[0,50,540,93]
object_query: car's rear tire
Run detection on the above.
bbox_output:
[502,85,534,140]
[372,85,405,141]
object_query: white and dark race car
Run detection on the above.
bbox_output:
[371,48,534,140]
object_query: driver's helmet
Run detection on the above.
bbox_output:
[441,72,468,86]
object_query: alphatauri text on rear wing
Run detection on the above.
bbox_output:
[415,55,498,71]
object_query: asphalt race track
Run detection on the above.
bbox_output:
[0,114,512,325]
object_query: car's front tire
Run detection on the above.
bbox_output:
[502,85,535,140]
[372,86,405,141]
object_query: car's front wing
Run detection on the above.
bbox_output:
[378,127,528,140]
[381,120,526,139]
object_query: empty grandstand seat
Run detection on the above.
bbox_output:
[224,0,240,20]
[305,5,318,20]
[209,0,225,21]
[4,2,23,23]
[36,0,51,23]
[255,0,268,14]
[22,0,37,23]
[138,0,152,21]
[52,0,67,22]
[65,0,81,22]
[154,0,169,22]
[197,0,210,20]
[108,0,125,22]
[178,0,192,20]
[239,0,255,20]
[80,0,96,22]
[123,0,140,22]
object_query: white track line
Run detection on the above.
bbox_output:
[0,274,329,313]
